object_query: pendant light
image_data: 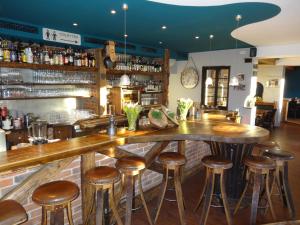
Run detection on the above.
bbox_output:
[205,34,214,86]
[229,14,242,87]
[119,3,130,86]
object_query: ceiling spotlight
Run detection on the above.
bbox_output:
[209,34,214,39]
[236,14,242,22]
[122,3,128,10]
[111,10,116,14]
[195,36,199,39]
[73,23,78,26]
[124,34,128,38]
[159,41,163,44]
[161,25,167,30]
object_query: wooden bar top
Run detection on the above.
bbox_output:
[0,120,269,173]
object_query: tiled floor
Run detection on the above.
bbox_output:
[132,123,300,225]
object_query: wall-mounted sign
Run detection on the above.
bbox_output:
[42,28,81,45]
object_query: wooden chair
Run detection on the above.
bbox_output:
[234,156,276,225]
[85,166,123,225]
[155,152,186,225]
[194,155,233,225]
[0,200,27,225]
[115,156,153,225]
[32,180,79,225]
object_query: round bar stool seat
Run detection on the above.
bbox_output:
[115,156,152,225]
[116,156,146,176]
[202,155,232,170]
[0,200,27,225]
[85,166,123,225]
[195,155,233,225]
[159,152,186,167]
[264,149,295,161]
[263,149,296,219]
[256,140,279,149]
[234,156,276,225]
[86,166,120,185]
[244,155,275,170]
[32,180,79,225]
[32,180,79,206]
[155,152,187,225]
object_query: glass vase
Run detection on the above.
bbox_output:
[179,108,189,121]
[127,115,138,131]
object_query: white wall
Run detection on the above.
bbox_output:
[169,48,254,123]
[257,65,284,102]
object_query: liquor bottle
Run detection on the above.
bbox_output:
[49,50,54,65]
[68,47,74,66]
[44,48,50,64]
[16,42,22,63]
[63,48,69,65]
[39,44,44,64]
[33,47,39,64]
[0,40,3,62]
[58,50,64,65]
[3,40,11,62]
[53,50,59,65]
[26,47,33,64]
[10,43,17,62]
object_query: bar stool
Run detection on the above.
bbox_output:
[263,149,295,219]
[234,156,276,225]
[154,152,186,225]
[115,156,153,225]
[0,200,27,225]
[85,166,123,225]
[256,140,279,155]
[32,180,79,225]
[194,155,233,225]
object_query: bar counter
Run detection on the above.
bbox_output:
[0,119,269,224]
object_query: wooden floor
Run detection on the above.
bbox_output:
[132,123,300,225]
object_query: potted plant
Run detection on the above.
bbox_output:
[177,98,193,121]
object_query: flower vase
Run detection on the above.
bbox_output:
[127,115,138,131]
[179,109,189,121]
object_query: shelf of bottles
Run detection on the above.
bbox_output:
[0,39,97,72]
[106,53,163,76]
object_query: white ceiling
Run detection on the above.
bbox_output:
[149,0,300,48]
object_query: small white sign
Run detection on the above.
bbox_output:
[42,28,81,45]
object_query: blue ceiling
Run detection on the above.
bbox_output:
[0,0,280,53]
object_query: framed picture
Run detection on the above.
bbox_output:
[266,79,279,88]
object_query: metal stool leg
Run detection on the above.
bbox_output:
[124,175,134,225]
[282,162,296,219]
[109,184,123,225]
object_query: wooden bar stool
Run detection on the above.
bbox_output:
[263,149,296,219]
[32,180,79,225]
[85,166,123,225]
[115,156,153,225]
[194,155,233,225]
[0,200,27,225]
[234,156,276,225]
[256,140,279,155]
[155,152,186,225]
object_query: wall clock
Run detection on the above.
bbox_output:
[181,67,199,89]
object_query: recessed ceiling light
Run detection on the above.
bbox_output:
[124,34,128,38]
[236,14,242,21]
[161,25,167,30]
[195,36,199,39]
[159,41,163,44]
[111,10,116,14]
[123,3,128,10]
[209,34,214,39]
[73,23,78,27]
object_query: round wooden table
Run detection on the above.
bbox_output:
[128,120,269,198]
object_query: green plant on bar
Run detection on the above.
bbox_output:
[123,102,143,131]
[177,98,193,121]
